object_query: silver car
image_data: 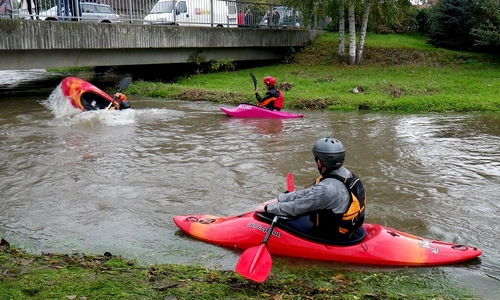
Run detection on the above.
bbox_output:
[40,2,121,23]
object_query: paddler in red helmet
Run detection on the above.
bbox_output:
[254,76,284,111]
[111,92,131,110]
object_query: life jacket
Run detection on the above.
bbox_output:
[274,90,284,109]
[257,90,283,110]
[115,93,127,101]
[309,173,366,237]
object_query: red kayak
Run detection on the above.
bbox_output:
[60,76,131,112]
[221,103,304,118]
[173,211,482,266]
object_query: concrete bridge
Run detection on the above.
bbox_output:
[0,19,320,70]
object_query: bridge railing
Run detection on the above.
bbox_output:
[1,0,321,28]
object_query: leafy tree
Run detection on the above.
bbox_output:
[470,21,500,52]
[469,0,500,51]
[368,0,415,33]
[473,0,500,21]
[282,0,413,65]
[414,7,431,33]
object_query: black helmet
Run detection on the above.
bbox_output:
[312,137,345,169]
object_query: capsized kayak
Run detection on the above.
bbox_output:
[173,211,482,266]
[60,76,129,112]
[220,103,303,119]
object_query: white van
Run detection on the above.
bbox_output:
[143,0,237,27]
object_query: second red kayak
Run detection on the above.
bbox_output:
[220,103,304,118]
[60,76,131,112]
[173,211,482,266]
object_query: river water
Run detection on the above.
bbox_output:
[1,70,499,298]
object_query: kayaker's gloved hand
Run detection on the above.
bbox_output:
[114,93,127,101]
[255,203,267,213]
[256,198,277,212]
[109,100,120,110]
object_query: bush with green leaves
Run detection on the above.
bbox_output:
[470,21,500,53]
[415,7,431,34]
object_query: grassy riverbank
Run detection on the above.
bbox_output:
[1,241,478,299]
[127,32,500,112]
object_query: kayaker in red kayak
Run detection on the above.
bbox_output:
[254,76,284,111]
[255,137,366,241]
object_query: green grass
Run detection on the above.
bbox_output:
[127,32,500,113]
[1,246,477,299]
[46,67,95,74]
[363,32,435,50]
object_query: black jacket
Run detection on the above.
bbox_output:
[255,86,280,110]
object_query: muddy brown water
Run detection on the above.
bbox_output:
[1,70,499,298]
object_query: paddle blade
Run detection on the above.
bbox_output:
[117,76,132,93]
[286,172,294,192]
[235,244,272,283]
[250,73,257,89]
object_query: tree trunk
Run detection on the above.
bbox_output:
[337,1,345,63]
[356,0,372,65]
[347,0,356,65]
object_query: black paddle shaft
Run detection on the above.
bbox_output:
[261,215,279,245]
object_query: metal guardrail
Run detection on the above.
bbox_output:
[0,0,307,28]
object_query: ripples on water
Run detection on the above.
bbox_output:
[1,70,500,298]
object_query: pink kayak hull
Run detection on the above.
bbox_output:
[221,104,304,118]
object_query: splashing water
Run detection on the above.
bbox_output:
[68,108,136,127]
[41,82,82,118]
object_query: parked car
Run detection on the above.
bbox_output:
[39,2,121,23]
[259,6,301,29]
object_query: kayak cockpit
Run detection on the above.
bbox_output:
[255,212,366,246]
[81,92,113,111]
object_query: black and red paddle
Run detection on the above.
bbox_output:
[106,76,132,110]
[235,172,294,283]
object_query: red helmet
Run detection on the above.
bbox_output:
[263,76,276,86]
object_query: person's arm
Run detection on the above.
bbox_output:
[254,88,262,101]
[264,184,329,217]
[257,90,275,103]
